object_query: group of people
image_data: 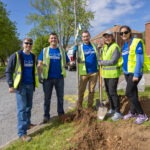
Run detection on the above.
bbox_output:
[6,32,69,142]
[5,25,149,142]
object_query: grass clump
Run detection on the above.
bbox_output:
[4,118,76,150]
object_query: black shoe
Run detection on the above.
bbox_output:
[28,123,36,130]
[58,114,66,122]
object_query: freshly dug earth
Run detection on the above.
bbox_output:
[65,96,150,150]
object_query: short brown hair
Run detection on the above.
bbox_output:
[82,30,91,36]
[49,32,59,43]
[23,38,33,43]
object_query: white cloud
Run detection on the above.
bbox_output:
[87,0,144,36]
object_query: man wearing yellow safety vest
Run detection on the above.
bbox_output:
[37,32,69,124]
[73,30,99,110]
[120,25,149,124]
[98,30,123,121]
[6,38,39,142]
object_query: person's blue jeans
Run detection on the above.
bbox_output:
[43,78,64,119]
[16,83,34,137]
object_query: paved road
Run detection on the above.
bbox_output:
[0,70,77,147]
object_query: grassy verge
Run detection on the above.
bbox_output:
[3,86,150,150]
[4,118,77,150]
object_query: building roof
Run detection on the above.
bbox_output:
[91,25,141,40]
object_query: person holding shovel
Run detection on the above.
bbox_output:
[119,25,148,124]
[98,30,123,121]
[73,30,99,110]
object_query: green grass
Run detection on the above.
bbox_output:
[4,118,76,150]
[3,86,150,150]
[117,86,150,98]
[94,86,150,101]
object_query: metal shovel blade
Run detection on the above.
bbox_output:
[96,99,107,120]
[97,105,107,120]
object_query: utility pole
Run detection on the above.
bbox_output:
[74,0,79,100]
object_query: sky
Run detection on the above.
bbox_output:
[2,0,150,40]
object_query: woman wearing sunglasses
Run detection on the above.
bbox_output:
[99,30,123,121]
[120,25,148,124]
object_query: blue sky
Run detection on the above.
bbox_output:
[88,0,150,37]
[1,0,36,40]
[2,0,150,40]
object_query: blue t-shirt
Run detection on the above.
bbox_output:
[122,38,144,77]
[22,51,34,84]
[82,43,98,74]
[38,47,69,79]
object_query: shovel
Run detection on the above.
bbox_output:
[97,66,107,120]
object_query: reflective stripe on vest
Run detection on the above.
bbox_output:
[34,66,39,88]
[102,66,121,70]
[101,43,123,78]
[42,47,66,79]
[128,38,150,73]
[78,43,99,75]
[13,52,39,89]
[13,52,22,88]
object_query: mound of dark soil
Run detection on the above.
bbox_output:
[65,96,150,150]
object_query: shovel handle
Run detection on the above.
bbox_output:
[99,65,102,102]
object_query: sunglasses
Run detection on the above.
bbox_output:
[24,42,33,45]
[120,31,130,36]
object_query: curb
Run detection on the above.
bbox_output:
[0,91,88,149]
[0,116,58,150]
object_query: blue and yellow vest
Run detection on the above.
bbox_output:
[13,52,39,89]
[78,43,99,75]
[128,38,150,73]
[42,46,66,79]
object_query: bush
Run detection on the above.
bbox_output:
[0,66,5,76]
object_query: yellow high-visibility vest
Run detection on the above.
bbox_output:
[128,38,150,73]
[42,46,66,79]
[78,43,99,75]
[101,43,123,78]
[13,52,39,89]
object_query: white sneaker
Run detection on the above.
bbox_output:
[111,112,123,121]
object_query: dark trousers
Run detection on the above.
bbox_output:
[125,74,144,114]
[104,78,120,113]
[43,78,65,119]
